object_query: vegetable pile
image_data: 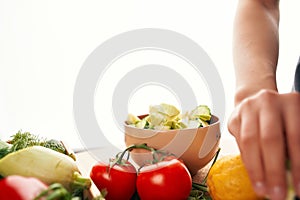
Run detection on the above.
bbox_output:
[0,131,95,200]
[0,131,227,200]
[126,103,212,130]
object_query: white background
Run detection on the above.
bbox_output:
[0,0,299,150]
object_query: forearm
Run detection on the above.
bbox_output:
[233,0,280,104]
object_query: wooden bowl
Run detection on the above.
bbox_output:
[124,115,221,175]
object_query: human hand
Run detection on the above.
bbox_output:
[228,89,300,200]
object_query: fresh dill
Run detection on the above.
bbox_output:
[0,131,67,159]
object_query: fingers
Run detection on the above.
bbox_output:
[239,99,266,196]
[228,97,267,196]
[258,94,287,200]
[282,93,300,196]
[228,90,291,199]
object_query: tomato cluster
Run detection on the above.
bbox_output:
[90,145,192,200]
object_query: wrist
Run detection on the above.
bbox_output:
[234,85,278,106]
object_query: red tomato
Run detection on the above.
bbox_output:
[0,175,48,200]
[90,159,137,200]
[136,158,192,200]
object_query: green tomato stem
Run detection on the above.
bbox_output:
[192,183,208,192]
[115,143,156,165]
[202,148,221,184]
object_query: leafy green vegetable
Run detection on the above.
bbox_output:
[0,140,12,159]
[9,131,42,151]
[9,131,66,153]
[0,131,72,159]
[0,147,10,160]
[42,139,67,154]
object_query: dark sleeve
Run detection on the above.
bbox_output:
[293,57,300,92]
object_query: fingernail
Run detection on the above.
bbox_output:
[270,186,285,200]
[254,181,265,196]
[297,182,300,197]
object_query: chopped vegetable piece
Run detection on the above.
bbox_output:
[149,103,180,118]
[190,105,211,122]
[126,103,212,130]
[126,114,141,125]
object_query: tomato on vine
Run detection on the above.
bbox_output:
[90,158,137,200]
[136,157,192,200]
